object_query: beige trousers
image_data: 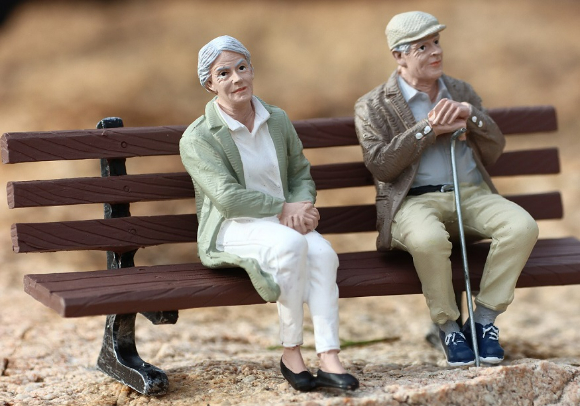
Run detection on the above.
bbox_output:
[391,183,539,325]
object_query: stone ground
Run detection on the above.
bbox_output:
[1,0,580,404]
[1,283,580,405]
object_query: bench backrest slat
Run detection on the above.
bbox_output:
[12,191,561,254]
[7,147,560,209]
[12,215,198,253]
[1,126,185,164]
[7,172,194,208]
[1,106,557,164]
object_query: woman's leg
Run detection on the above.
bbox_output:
[218,218,310,371]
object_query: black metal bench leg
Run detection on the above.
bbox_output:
[141,311,179,325]
[97,313,169,396]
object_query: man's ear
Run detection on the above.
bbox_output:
[392,51,407,67]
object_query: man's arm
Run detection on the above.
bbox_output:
[450,81,506,166]
[354,96,437,184]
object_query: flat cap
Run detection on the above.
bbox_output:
[386,11,446,50]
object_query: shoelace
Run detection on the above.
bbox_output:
[445,332,466,346]
[481,325,500,341]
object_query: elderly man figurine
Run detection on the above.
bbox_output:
[180,35,359,391]
[354,12,539,366]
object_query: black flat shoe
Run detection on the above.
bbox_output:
[280,358,316,392]
[316,369,359,390]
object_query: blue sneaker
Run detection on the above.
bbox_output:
[462,321,504,364]
[438,330,476,366]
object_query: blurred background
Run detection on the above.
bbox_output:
[1,3,580,403]
[0,0,579,284]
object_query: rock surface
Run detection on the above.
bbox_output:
[1,286,580,405]
[1,1,580,405]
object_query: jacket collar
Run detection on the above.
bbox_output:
[202,96,277,188]
[205,96,273,130]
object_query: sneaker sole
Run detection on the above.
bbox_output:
[480,356,503,364]
[447,359,475,367]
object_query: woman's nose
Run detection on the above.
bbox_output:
[231,71,242,83]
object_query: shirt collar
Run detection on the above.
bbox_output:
[214,96,270,134]
[397,75,450,103]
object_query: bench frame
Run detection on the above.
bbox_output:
[4,105,580,395]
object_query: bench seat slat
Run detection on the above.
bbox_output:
[10,192,563,253]
[1,106,557,164]
[22,237,580,317]
[7,147,559,208]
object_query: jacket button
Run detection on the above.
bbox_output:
[423,125,432,134]
[415,132,423,139]
[472,116,477,123]
[478,120,483,128]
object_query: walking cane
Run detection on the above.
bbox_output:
[450,127,480,367]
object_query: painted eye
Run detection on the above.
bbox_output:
[219,71,228,77]
[419,45,426,51]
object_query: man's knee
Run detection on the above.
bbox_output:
[406,228,453,257]
[505,210,539,246]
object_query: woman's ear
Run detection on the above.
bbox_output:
[205,79,216,94]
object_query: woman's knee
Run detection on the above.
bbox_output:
[271,232,309,263]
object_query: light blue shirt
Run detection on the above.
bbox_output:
[398,76,482,188]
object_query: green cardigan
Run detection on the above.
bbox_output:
[179,97,316,302]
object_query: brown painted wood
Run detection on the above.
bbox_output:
[505,192,563,220]
[22,237,580,317]
[10,191,562,254]
[7,147,559,208]
[11,215,198,253]
[486,105,557,135]
[485,148,559,177]
[1,106,557,163]
[1,126,185,164]
[7,172,195,208]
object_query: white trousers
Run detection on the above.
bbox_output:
[217,217,340,353]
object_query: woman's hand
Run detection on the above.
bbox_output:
[279,201,320,234]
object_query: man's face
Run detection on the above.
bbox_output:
[396,33,443,84]
[206,51,254,110]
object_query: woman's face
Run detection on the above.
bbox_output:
[206,51,254,111]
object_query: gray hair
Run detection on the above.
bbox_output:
[393,43,411,54]
[197,35,251,88]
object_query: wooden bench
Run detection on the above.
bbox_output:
[3,105,580,396]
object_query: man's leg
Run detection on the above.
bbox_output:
[391,193,475,366]
[459,184,539,312]
[391,194,461,324]
[458,184,539,362]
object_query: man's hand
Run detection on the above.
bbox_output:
[428,99,470,138]
[279,201,320,234]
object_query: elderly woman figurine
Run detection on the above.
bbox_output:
[180,35,359,391]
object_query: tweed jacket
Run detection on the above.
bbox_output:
[354,71,505,251]
[180,97,316,302]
